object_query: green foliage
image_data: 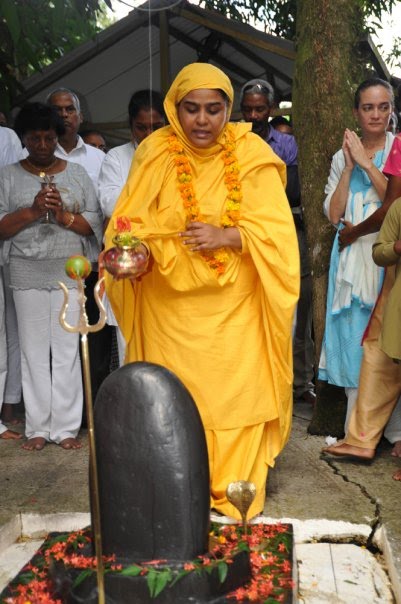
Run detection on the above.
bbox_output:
[199,0,401,51]
[200,0,297,38]
[72,568,94,588]
[217,560,228,583]
[119,564,143,576]
[147,568,174,598]
[0,0,111,112]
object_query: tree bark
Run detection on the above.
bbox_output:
[292,0,365,434]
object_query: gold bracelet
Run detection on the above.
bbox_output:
[64,212,75,229]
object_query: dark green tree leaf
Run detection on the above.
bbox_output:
[217,561,228,583]
[146,568,173,598]
[0,0,21,44]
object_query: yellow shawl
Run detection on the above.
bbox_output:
[105,63,299,452]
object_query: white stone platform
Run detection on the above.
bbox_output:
[0,513,396,603]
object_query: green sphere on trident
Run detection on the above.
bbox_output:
[58,255,106,604]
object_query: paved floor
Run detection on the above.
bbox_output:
[1,402,400,602]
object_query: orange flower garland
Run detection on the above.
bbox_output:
[168,131,242,275]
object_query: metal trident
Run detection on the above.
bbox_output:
[59,275,107,604]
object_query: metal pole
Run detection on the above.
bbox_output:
[59,275,107,604]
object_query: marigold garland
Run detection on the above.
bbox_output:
[2,523,293,603]
[168,131,242,275]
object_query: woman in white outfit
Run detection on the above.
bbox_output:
[318,78,401,445]
[0,103,102,451]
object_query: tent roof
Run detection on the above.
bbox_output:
[16,0,393,145]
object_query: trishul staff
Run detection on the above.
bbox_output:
[58,256,106,604]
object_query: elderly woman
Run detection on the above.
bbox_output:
[0,103,103,451]
[104,63,299,519]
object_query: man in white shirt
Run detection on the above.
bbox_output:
[0,127,23,440]
[98,90,165,364]
[46,88,112,406]
[0,127,23,166]
[46,88,104,187]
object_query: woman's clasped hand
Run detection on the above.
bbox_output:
[32,185,61,218]
[180,222,240,251]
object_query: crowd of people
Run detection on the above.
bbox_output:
[0,64,400,518]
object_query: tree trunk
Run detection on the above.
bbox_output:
[292,0,365,434]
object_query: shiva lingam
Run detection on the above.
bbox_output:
[53,257,254,603]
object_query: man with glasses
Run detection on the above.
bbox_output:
[240,79,315,406]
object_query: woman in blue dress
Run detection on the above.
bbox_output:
[319,78,395,429]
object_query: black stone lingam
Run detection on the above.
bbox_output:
[57,362,250,603]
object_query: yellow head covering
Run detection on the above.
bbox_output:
[163,62,237,155]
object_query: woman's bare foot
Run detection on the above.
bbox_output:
[22,437,46,451]
[392,468,401,481]
[322,441,375,460]
[0,429,23,440]
[59,437,82,450]
[391,441,401,458]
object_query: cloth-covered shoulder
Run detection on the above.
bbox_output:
[234,130,287,185]
[131,126,172,163]
[384,196,401,221]
[237,130,286,164]
[103,146,121,162]
[326,147,345,181]
[372,197,401,267]
[65,161,95,186]
[0,162,19,178]
[83,142,105,161]
[383,134,401,177]
[331,147,345,166]
[65,161,90,177]
[106,143,129,161]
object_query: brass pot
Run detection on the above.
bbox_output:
[103,236,148,279]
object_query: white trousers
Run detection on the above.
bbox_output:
[3,265,21,404]
[116,326,126,366]
[0,269,8,436]
[13,288,83,442]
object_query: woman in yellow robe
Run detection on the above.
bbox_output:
[104,63,299,519]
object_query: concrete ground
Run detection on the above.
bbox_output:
[1,401,400,602]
